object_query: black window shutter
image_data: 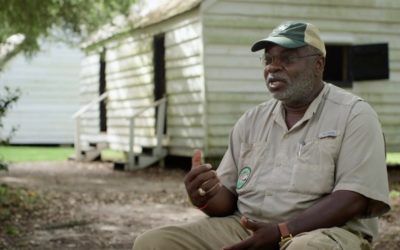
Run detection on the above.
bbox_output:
[323,45,352,88]
[351,43,389,81]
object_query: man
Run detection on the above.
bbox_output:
[133,21,390,250]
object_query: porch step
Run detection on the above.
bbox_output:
[113,148,167,171]
[71,141,108,162]
[80,147,101,161]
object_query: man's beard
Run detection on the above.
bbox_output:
[271,70,316,105]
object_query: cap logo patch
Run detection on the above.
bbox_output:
[271,23,290,36]
[237,166,252,190]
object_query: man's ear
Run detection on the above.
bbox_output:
[315,56,325,76]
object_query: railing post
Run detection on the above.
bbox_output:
[155,98,166,156]
[128,117,135,170]
[72,92,108,162]
[74,117,82,160]
[126,97,167,170]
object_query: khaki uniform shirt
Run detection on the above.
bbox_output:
[217,83,390,240]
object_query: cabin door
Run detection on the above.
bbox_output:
[153,34,167,134]
[99,50,107,133]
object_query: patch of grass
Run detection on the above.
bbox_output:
[387,152,400,166]
[0,184,43,249]
[101,149,126,162]
[0,146,74,162]
[0,184,41,223]
[1,146,398,166]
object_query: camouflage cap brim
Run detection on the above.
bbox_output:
[251,21,326,57]
[251,36,307,52]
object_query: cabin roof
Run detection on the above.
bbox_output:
[83,0,202,48]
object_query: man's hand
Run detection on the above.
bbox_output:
[223,216,280,250]
[184,150,222,208]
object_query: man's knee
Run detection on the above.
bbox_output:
[282,228,371,250]
[282,233,329,250]
[133,226,179,250]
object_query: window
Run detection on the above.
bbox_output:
[323,45,352,88]
[323,43,389,88]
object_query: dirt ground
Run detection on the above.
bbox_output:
[0,161,399,250]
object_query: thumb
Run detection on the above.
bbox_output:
[240,216,260,232]
[192,149,203,168]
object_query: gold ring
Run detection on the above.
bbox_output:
[198,187,206,196]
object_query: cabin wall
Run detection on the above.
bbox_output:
[78,52,102,147]
[81,9,205,156]
[164,12,205,156]
[202,0,400,155]
[0,42,81,144]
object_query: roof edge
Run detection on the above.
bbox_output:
[82,0,202,49]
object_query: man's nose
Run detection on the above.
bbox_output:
[265,62,283,73]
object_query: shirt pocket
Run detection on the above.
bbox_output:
[236,142,264,195]
[289,136,339,195]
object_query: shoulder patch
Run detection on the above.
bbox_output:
[237,166,252,190]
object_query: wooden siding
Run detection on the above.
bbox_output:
[0,42,81,144]
[353,82,400,151]
[79,52,102,147]
[165,12,206,154]
[202,0,400,154]
[92,9,205,154]
[78,0,400,158]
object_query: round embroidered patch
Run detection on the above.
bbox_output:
[237,166,252,190]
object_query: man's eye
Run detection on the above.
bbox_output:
[283,55,294,63]
[264,57,272,63]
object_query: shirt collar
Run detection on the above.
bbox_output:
[301,82,328,121]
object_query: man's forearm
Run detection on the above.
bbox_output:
[287,190,368,236]
[202,186,237,217]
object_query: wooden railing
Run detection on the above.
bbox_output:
[128,97,167,169]
[72,92,108,160]
[72,94,167,167]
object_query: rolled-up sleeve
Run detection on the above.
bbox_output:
[216,114,247,194]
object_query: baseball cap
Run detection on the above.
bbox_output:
[251,21,326,57]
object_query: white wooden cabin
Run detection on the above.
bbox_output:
[0,41,82,145]
[77,0,400,167]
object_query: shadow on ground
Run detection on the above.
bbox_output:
[0,161,399,249]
